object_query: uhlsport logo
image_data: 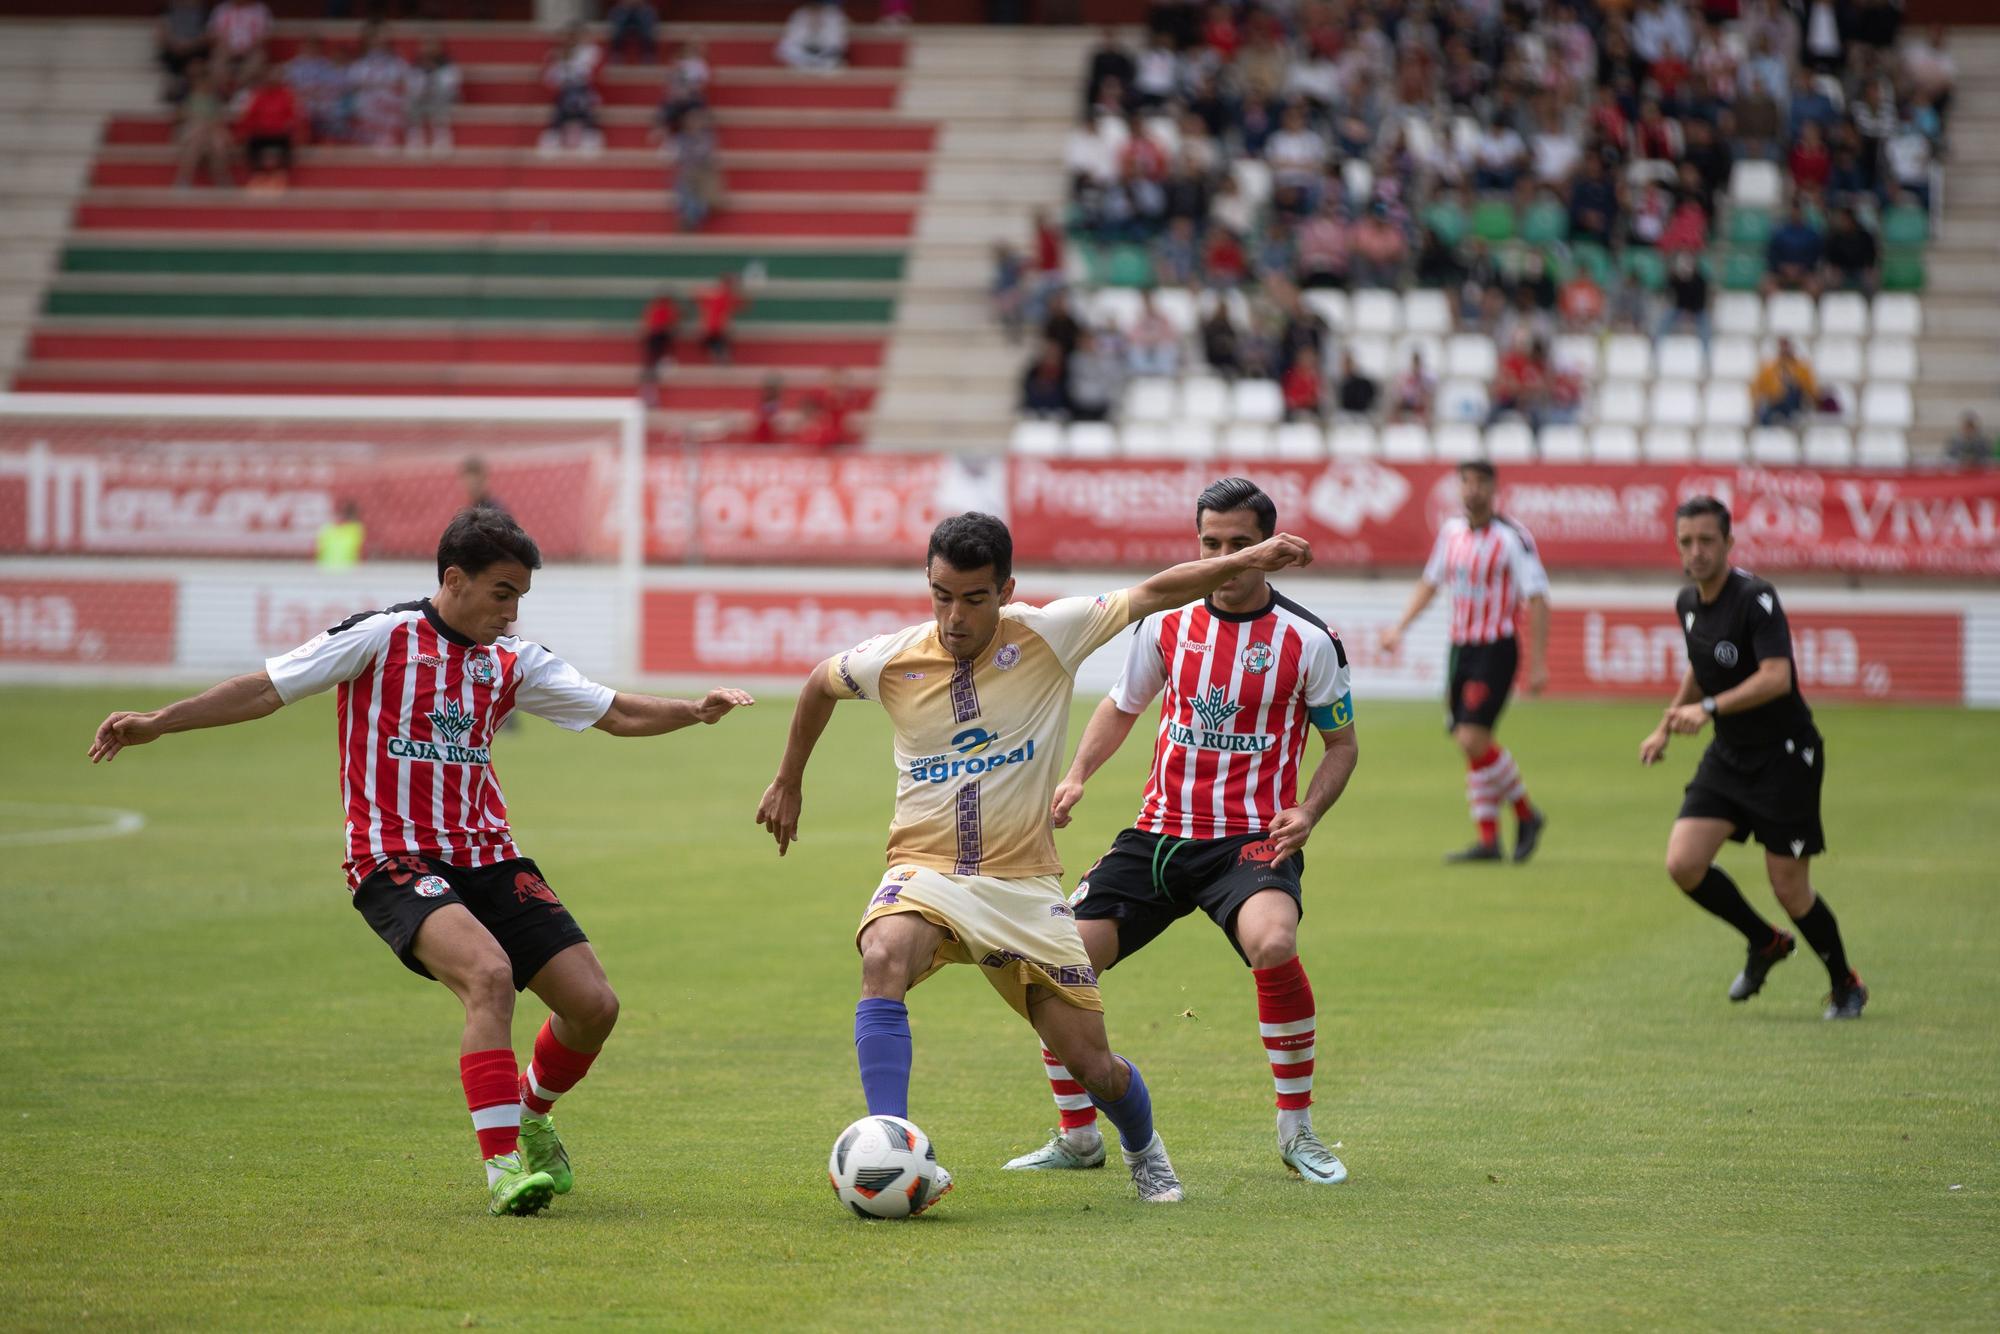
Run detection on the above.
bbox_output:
[388,698,489,765]
[1169,686,1273,753]
[908,727,1038,783]
[467,652,497,686]
[413,875,450,898]
[1241,641,1276,674]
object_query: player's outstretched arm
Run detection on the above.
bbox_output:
[755,660,842,856]
[593,688,755,737]
[1265,721,1359,860]
[87,671,285,764]
[1051,696,1144,828]
[1126,532,1314,621]
[1524,593,1551,694]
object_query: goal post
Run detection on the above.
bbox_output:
[0,394,648,682]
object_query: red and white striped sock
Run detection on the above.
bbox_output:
[1254,956,1316,1134]
[1467,747,1503,847]
[519,1018,600,1117]
[1488,746,1534,823]
[1040,1045,1100,1136]
[461,1048,522,1179]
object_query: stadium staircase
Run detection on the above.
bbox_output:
[1916,27,2000,436]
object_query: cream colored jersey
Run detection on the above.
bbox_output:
[827,591,1132,878]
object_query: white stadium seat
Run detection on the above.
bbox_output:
[1222,423,1275,458]
[1861,382,1914,429]
[1434,423,1484,461]
[1803,425,1854,467]
[1301,289,1349,331]
[1232,378,1285,424]
[1643,425,1695,462]
[1067,421,1119,457]
[1589,424,1641,463]
[1351,289,1401,335]
[1395,334,1447,379]
[1766,292,1817,339]
[1539,423,1588,461]
[1651,380,1702,427]
[1605,334,1655,381]
[1380,423,1432,461]
[1731,159,1784,210]
[1117,421,1166,456]
[1180,375,1230,422]
[1866,339,1918,382]
[1328,422,1379,459]
[1153,287,1200,335]
[1820,292,1869,339]
[1872,293,1922,338]
[1657,335,1706,381]
[1124,377,1178,421]
[1162,420,1219,459]
[1485,421,1536,462]
[1857,428,1910,468]
[1748,427,1799,465]
[1714,292,1763,338]
[1347,335,1394,381]
[1090,287,1144,331]
[1437,379,1491,424]
[1231,157,1272,205]
[1446,333,1497,381]
[1814,337,1864,383]
[1272,422,1328,461]
[1595,379,1647,426]
[1552,334,1600,381]
[1403,289,1454,335]
[1708,336,1757,382]
[1010,419,1062,456]
[1703,380,1753,428]
[1701,426,1752,463]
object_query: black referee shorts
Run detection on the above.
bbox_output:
[1446,637,1518,730]
[1679,733,1827,859]
[351,854,589,990]
[1071,827,1305,966]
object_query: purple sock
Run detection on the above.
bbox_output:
[1089,1055,1155,1152]
[853,998,912,1118]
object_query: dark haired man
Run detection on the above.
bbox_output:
[1641,496,1867,1019]
[1004,478,1359,1185]
[88,508,758,1215]
[1382,459,1550,863]
[756,511,1314,1209]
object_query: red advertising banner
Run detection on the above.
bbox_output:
[0,577,177,664]
[1546,606,1965,702]
[1008,458,2000,577]
[641,587,933,676]
[644,448,1003,564]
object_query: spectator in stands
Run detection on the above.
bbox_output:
[349,26,411,152]
[1944,413,1995,469]
[157,0,211,103]
[237,66,302,193]
[316,500,365,570]
[1388,351,1435,425]
[821,369,863,446]
[1469,118,1527,192]
[1799,0,1849,73]
[1633,98,1682,164]
[1530,101,1582,187]
[1632,0,1696,70]
[1659,184,1709,255]
[698,273,743,364]
[605,0,661,66]
[1131,31,1181,110]
[1331,351,1373,418]
[1348,203,1408,290]
[1568,154,1620,247]
[1787,69,1840,142]
[1487,335,1572,431]
[206,0,271,89]
[1883,120,1933,211]
[991,244,1027,342]
[1203,227,1249,289]
[460,457,507,513]
[1823,206,1879,292]
[1126,292,1181,377]
[777,1,849,74]
[1041,288,1080,359]
[1765,200,1825,295]
[172,61,235,189]
[1629,181,1672,247]
[749,377,787,444]
[1754,337,1819,425]
[1658,251,1712,345]
[1018,345,1071,420]
[653,41,711,138]
[1683,117,1734,202]
[1275,348,1322,422]
[1296,199,1349,290]
[1065,332,1123,424]
[285,37,347,144]
[1082,26,1133,117]
[540,24,605,155]
[1850,81,1896,191]
[405,38,461,156]
[1200,303,1242,378]
[674,107,723,231]
[1153,217,1200,288]
[1415,225,1465,290]
[1265,104,1327,212]
[1825,132,1871,208]
[1251,215,1298,283]
[1788,120,1833,196]
[1902,25,1956,127]
[794,395,845,450]
[1558,268,1606,331]
[639,289,678,401]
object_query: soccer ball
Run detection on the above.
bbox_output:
[828,1115,939,1219]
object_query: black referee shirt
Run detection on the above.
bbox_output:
[1676,569,1816,750]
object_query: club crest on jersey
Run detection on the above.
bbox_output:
[1714,641,1739,667]
[1168,687,1274,754]
[388,698,490,765]
[466,653,497,686]
[994,643,1021,671]
[413,875,450,898]
[1241,641,1276,675]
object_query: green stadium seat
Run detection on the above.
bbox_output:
[1472,200,1516,244]
[1571,241,1614,288]
[1882,205,1929,247]
[1423,201,1469,247]
[1520,201,1569,246]
[1727,208,1773,250]
[1106,245,1154,288]
[1721,249,1764,291]
[1881,248,1927,291]
[1622,247,1667,292]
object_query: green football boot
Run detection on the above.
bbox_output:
[518,1111,574,1195]
[487,1153,557,1217]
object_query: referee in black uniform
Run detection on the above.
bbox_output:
[1640,496,1867,1019]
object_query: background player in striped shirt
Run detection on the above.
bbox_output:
[1003,478,1359,1185]
[88,508,756,1216]
[756,512,1313,1208]
[1382,460,1551,864]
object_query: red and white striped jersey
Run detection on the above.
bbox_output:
[1422,516,1550,645]
[207,1,272,56]
[1110,590,1354,841]
[264,599,614,888]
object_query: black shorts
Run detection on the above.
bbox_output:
[1071,827,1305,965]
[351,854,589,990]
[1679,733,1827,858]
[1446,637,1518,729]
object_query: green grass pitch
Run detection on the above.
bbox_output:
[2,686,1995,1330]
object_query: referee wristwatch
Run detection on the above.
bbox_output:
[1701,695,1719,716]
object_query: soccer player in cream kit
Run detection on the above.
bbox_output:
[89,508,758,1214]
[1642,496,1867,1019]
[757,511,1314,1208]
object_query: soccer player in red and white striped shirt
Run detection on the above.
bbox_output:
[1003,479,1360,1185]
[88,508,755,1216]
[1383,460,1551,863]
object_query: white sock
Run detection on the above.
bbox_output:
[485,1159,508,1186]
[1278,1108,1312,1144]
[1063,1123,1102,1148]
